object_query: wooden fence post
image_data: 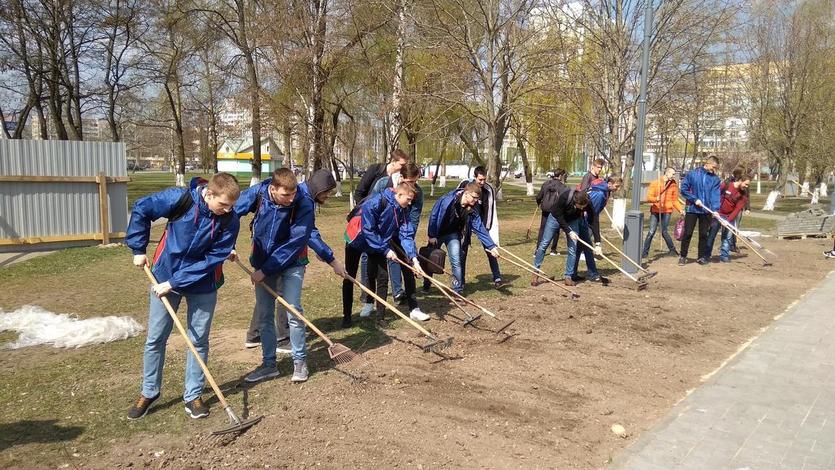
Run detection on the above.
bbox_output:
[96,172,110,244]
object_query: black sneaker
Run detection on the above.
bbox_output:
[641,252,649,259]
[678,257,686,266]
[667,249,679,257]
[730,247,740,253]
[341,316,353,329]
[393,292,407,305]
[588,275,610,285]
[184,397,209,419]
[697,258,709,265]
[127,393,160,420]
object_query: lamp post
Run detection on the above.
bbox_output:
[623,0,654,273]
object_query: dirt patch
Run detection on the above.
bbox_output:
[84,238,833,469]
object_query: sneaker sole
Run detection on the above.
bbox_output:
[244,343,261,349]
[275,348,293,354]
[291,375,308,383]
[184,407,209,419]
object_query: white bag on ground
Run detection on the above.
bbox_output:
[0,305,143,350]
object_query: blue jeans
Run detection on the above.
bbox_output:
[253,265,307,365]
[142,289,217,402]
[643,212,675,255]
[533,214,560,270]
[388,259,404,297]
[719,225,733,260]
[564,218,599,279]
[438,233,464,294]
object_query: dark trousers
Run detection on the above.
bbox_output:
[536,212,560,252]
[391,240,418,311]
[342,245,388,320]
[680,212,711,260]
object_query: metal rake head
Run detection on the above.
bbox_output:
[420,336,454,353]
[494,319,516,335]
[328,343,359,364]
[462,313,483,327]
[211,407,263,436]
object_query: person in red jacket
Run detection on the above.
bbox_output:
[708,172,750,262]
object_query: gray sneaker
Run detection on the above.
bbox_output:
[244,364,281,383]
[291,360,309,383]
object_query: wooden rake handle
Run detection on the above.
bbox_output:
[603,207,624,239]
[495,252,578,297]
[392,258,477,319]
[526,205,540,238]
[344,273,435,338]
[233,258,334,347]
[497,246,545,274]
[600,236,649,274]
[574,237,641,283]
[701,206,770,264]
[417,252,498,317]
[142,265,229,409]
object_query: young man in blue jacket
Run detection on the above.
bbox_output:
[427,183,500,295]
[342,181,425,327]
[235,168,343,384]
[457,166,505,288]
[126,173,241,421]
[679,155,722,265]
[368,163,426,320]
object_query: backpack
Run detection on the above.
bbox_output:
[540,182,567,213]
[344,195,389,244]
[151,182,232,289]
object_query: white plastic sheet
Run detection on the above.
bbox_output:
[0,305,143,350]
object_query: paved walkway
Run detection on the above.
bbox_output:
[611,270,835,470]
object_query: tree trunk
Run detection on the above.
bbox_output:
[235,0,261,186]
[388,0,406,151]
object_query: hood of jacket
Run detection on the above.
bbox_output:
[306,169,336,202]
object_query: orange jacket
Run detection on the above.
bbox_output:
[647,179,684,214]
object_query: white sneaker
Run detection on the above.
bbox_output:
[359,303,374,318]
[409,308,430,321]
[824,250,835,259]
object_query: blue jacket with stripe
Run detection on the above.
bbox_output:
[234,178,315,276]
[126,185,240,294]
[347,189,417,259]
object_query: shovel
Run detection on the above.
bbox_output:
[234,259,357,364]
[344,273,453,353]
[600,236,658,281]
[142,265,262,436]
[574,238,647,290]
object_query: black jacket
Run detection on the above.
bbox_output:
[354,163,387,201]
[551,189,600,243]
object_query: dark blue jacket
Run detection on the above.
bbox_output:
[427,189,496,249]
[347,189,417,258]
[234,179,314,277]
[681,167,721,214]
[298,181,335,264]
[371,175,423,238]
[127,185,240,294]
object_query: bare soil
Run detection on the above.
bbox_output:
[84,236,833,470]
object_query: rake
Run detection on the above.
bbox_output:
[391,258,482,327]
[574,238,647,290]
[416,253,512,323]
[397,257,515,337]
[495,246,580,299]
[525,205,540,240]
[600,236,658,282]
[142,265,262,436]
[344,273,453,353]
[234,259,357,364]
[701,205,774,266]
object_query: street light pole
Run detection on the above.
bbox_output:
[623,0,654,273]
